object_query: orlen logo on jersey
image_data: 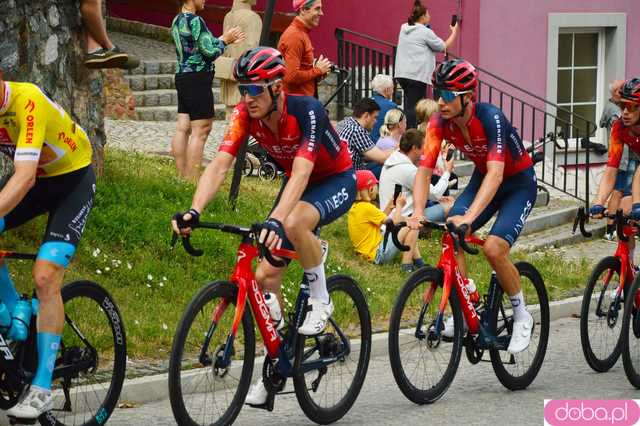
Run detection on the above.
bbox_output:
[25,114,35,144]
[58,131,77,151]
[24,99,35,114]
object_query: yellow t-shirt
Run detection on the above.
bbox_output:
[347,201,388,261]
[0,81,92,177]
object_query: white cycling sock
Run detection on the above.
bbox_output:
[305,263,329,304]
[509,291,528,321]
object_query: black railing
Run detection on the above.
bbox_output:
[335,27,600,207]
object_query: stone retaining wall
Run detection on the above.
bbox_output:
[0,0,105,171]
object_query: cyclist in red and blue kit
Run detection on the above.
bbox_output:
[410,58,537,354]
[172,47,355,407]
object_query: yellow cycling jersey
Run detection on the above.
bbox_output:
[0,81,92,177]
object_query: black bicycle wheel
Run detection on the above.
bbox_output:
[242,156,254,177]
[490,262,549,390]
[621,274,640,388]
[258,162,277,182]
[580,256,624,372]
[39,281,127,426]
[169,281,255,426]
[388,266,464,405]
[293,275,371,424]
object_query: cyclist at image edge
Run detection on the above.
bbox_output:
[0,72,96,419]
[590,78,640,253]
[171,47,355,407]
[409,58,537,354]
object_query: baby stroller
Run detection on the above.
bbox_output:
[242,137,283,181]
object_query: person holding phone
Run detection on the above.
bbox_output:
[348,170,423,273]
[394,0,459,128]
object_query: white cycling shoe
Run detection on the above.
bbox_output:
[441,315,468,338]
[298,298,333,336]
[507,310,534,354]
[6,386,53,419]
[245,379,269,407]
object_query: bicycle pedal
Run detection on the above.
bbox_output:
[8,417,37,425]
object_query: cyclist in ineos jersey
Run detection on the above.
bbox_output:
[591,78,640,248]
[409,59,538,354]
[171,47,355,407]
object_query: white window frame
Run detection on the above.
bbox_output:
[546,13,626,146]
[556,28,605,141]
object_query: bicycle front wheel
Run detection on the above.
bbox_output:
[168,281,255,426]
[621,274,640,388]
[41,281,127,426]
[580,256,624,372]
[388,266,464,405]
[293,275,371,424]
[490,262,549,390]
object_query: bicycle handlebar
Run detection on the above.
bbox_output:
[573,207,634,242]
[171,221,287,267]
[383,219,479,255]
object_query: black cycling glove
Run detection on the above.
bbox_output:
[173,208,200,229]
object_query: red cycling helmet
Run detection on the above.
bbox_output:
[233,47,286,83]
[620,78,640,105]
[431,59,478,92]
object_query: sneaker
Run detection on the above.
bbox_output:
[6,386,53,419]
[603,232,616,242]
[85,46,128,69]
[441,315,468,338]
[507,311,534,354]
[244,379,269,407]
[298,298,333,335]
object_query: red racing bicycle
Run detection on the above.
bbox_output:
[386,220,549,404]
[168,221,371,425]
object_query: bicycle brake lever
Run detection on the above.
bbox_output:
[259,244,286,268]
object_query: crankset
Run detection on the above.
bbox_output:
[464,335,484,364]
[262,356,286,394]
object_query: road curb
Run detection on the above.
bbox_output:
[108,295,584,406]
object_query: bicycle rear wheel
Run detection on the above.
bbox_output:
[489,262,549,390]
[293,275,371,424]
[388,266,464,404]
[621,274,640,388]
[40,281,127,426]
[580,256,624,372]
[168,280,255,426]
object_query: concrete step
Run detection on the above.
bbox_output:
[133,88,221,107]
[128,60,176,76]
[515,221,607,253]
[135,105,225,121]
[125,74,223,92]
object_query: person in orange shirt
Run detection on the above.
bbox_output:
[277,0,332,97]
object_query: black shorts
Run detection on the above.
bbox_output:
[1,166,96,267]
[175,71,214,121]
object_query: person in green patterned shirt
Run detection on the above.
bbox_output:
[171,0,245,180]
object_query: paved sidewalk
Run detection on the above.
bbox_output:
[105,119,227,160]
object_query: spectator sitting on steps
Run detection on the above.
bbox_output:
[81,0,139,69]
[348,170,423,273]
[337,98,393,179]
[379,129,454,223]
[376,108,406,151]
[370,74,399,142]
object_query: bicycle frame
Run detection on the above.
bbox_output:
[431,232,486,336]
[603,224,638,312]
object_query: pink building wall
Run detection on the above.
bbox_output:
[478,0,640,100]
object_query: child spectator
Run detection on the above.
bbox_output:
[376,108,406,150]
[348,170,423,272]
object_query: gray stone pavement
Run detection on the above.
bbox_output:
[105,118,227,160]
[102,317,636,426]
[111,32,175,61]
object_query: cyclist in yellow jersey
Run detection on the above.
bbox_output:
[0,74,96,420]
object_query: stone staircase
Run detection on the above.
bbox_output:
[124,60,225,121]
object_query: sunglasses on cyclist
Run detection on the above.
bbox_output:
[620,102,640,113]
[237,81,278,97]
[439,90,472,103]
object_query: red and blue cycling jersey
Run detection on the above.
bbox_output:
[606,119,640,168]
[219,92,353,182]
[419,102,533,177]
